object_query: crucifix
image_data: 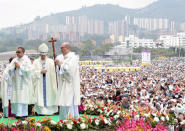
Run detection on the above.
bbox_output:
[48,37,57,60]
[48,37,58,88]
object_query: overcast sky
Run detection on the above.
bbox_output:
[0,0,157,29]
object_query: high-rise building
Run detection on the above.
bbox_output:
[66,16,104,36]
[133,17,170,31]
[180,23,185,32]
[78,16,88,35]
[108,20,126,41]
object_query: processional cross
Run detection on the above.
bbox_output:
[48,37,57,59]
[48,37,58,88]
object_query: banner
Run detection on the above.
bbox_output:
[142,50,151,66]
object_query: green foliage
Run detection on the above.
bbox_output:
[80,39,95,56]
[133,47,185,58]
[82,34,109,45]
[0,38,45,52]
[0,37,115,58]
[71,40,114,56]
[70,46,81,54]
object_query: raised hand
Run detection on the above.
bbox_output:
[55,59,62,66]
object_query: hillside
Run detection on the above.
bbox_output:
[31,4,135,26]
[29,0,185,26]
[136,0,185,22]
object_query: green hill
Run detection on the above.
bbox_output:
[29,0,185,26]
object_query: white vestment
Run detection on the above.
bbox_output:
[56,52,80,120]
[8,55,32,117]
[0,65,12,117]
[29,64,35,104]
[32,57,57,115]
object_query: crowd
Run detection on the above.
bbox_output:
[0,52,185,130]
[79,57,185,129]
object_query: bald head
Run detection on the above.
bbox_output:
[61,42,70,49]
[60,42,70,55]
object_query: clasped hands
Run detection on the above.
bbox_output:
[14,62,20,68]
[41,69,47,74]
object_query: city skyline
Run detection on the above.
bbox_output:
[0,0,157,29]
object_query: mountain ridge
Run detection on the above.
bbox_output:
[3,0,185,30]
[29,0,185,27]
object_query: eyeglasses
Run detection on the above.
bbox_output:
[16,51,21,54]
[60,47,66,49]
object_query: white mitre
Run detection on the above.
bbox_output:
[38,43,49,55]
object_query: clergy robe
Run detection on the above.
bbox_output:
[56,52,80,120]
[32,57,57,115]
[1,65,12,117]
[29,64,35,105]
[8,55,32,117]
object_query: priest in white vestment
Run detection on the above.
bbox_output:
[28,57,36,116]
[55,42,80,120]
[8,47,32,118]
[32,43,58,115]
[0,57,13,117]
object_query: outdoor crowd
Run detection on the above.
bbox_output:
[0,52,185,130]
[79,57,185,130]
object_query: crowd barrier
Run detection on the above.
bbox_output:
[81,66,141,72]
[79,61,113,65]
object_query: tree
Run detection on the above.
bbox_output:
[70,46,81,54]
[82,34,109,45]
[81,40,95,56]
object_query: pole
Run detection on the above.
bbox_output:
[179,47,181,57]
[48,37,58,88]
